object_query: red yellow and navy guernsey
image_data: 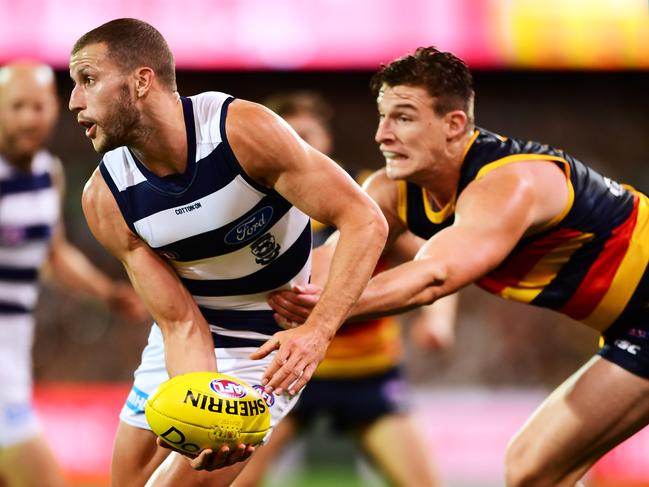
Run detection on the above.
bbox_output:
[398,128,649,333]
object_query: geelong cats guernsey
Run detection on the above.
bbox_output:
[0,151,60,315]
[99,92,312,347]
[398,128,649,333]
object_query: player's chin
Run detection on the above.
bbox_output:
[385,164,406,180]
[93,136,119,154]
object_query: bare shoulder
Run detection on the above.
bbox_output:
[362,169,400,215]
[81,168,135,256]
[224,99,305,186]
[225,99,294,153]
[82,168,112,214]
[458,159,569,233]
[361,168,406,242]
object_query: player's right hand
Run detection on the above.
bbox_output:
[268,283,321,328]
[156,438,255,471]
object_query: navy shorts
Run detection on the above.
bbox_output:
[598,321,649,379]
[289,366,409,432]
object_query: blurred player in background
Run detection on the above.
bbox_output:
[237,91,454,487]
[0,62,147,487]
[68,18,386,487]
[268,47,649,486]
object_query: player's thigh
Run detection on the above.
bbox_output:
[232,415,299,487]
[359,413,440,487]
[146,451,251,487]
[112,421,171,487]
[0,436,65,487]
[506,355,649,483]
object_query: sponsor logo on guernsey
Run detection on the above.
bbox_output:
[125,386,149,414]
[183,389,268,416]
[209,378,247,398]
[250,233,281,265]
[603,177,625,197]
[224,206,274,245]
[253,385,275,407]
[614,339,641,355]
[175,201,203,215]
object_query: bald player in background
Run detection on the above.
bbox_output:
[0,62,147,487]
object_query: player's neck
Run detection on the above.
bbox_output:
[129,93,187,177]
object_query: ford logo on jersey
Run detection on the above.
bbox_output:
[224,206,274,244]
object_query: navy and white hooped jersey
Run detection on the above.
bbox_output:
[99,92,312,348]
[0,151,60,315]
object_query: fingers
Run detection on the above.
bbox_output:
[270,301,308,325]
[274,313,300,330]
[286,361,317,395]
[249,335,281,360]
[188,444,256,471]
[265,355,310,396]
[267,292,314,322]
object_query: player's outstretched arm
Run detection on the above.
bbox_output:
[267,169,409,327]
[81,169,216,377]
[349,161,569,319]
[228,100,388,395]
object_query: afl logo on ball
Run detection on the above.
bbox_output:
[253,385,275,407]
[209,378,247,399]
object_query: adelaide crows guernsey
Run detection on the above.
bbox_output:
[398,128,649,332]
[0,151,60,316]
[100,92,312,347]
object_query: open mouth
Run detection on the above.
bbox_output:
[78,119,97,138]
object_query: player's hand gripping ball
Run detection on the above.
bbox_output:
[145,372,270,455]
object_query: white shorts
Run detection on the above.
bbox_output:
[120,324,301,442]
[0,314,41,447]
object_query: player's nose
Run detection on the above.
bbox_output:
[68,84,85,113]
[375,118,394,144]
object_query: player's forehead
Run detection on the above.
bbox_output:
[376,84,433,112]
[69,42,113,76]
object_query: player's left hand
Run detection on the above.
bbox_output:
[249,322,330,396]
[268,283,321,327]
[156,438,255,470]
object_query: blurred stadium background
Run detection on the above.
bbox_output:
[2,0,648,485]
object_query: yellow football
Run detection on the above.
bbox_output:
[144,371,270,455]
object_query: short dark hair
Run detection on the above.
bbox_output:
[72,18,177,91]
[264,91,333,127]
[370,47,474,119]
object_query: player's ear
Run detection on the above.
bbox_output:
[445,110,468,140]
[134,67,155,98]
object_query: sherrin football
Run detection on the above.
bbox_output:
[145,372,270,454]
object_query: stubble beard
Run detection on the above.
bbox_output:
[95,84,143,154]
